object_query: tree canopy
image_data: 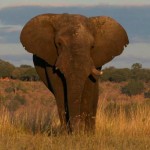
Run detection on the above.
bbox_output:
[0,59,39,81]
[0,59,15,78]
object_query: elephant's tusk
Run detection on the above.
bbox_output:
[92,68,103,76]
[55,67,59,70]
[100,71,103,75]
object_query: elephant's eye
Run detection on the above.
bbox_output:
[91,45,94,49]
[58,42,61,46]
[58,42,61,47]
[56,42,62,49]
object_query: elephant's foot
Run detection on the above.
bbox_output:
[67,114,96,134]
[84,115,96,133]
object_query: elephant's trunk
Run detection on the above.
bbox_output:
[55,52,100,132]
[65,65,91,132]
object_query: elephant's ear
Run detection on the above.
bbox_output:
[20,14,58,65]
[89,16,129,67]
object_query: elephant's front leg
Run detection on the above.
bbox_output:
[81,76,99,132]
[34,59,67,133]
[45,68,70,133]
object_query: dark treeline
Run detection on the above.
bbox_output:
[100,63,150,83]
[0,59,39,81]
[0,59,150,82]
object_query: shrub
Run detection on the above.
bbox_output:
[0,59,15,78]
[101,67,131,82]
[5,82,27,93]
[121,80,144,96]
[5,87,14,93]
[144,91,150,98]
[7,100,20,112]
[14,82,27,92]
[7,94,26,112]
[0,95,6,106]
[11,66,39,81]
[14,94,26,105]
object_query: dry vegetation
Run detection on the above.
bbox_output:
[0,80,150,150]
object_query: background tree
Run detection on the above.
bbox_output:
[20,64,33,68]
[0,59,15,78]
[100,67,131,82]
[0,59,149,83]
[20,67,39,81]
[11,65,39,81]
[131,63,142,70]
[11,67,24,79]
[131,63,142,80]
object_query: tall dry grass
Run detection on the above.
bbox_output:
[0,98,150,150]
[96,99,150,138]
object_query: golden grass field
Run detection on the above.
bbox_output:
[0,80,150,150]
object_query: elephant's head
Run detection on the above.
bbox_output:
[20,14,129,128]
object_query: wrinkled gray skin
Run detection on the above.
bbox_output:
[20,13,129,133]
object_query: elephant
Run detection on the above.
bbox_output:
[20,13,129,133]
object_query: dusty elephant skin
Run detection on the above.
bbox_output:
[20,13,129,134]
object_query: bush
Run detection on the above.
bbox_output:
[0,59,15,78]
[12,67,39,81]
[0,95,6,106]
[121,80,144,96]
[7,100,20,112]
[5,87,15,93]
[144,91,150,98]
[5,82,27,93]
[14,94,26,105]
[7,94,26,112]
[101,67,131,82]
